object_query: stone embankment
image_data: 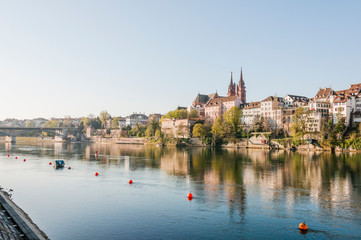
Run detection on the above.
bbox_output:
[0,191,48,240]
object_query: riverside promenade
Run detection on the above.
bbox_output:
[0,191,48,240]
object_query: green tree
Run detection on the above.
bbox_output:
[165,111,174,119]
[90,118,101,129]
[292,107,311,139]
[146,117,160,137]
[99,110,111,129]
[111,117,120,129]
[62,116,73,127]
[192,123,206,138]
[224,107,242,138]
[42,120,60,137]
[211,117,226,146]
[178,109,188,119]
[25,120,35,127]
[189,109,199,119]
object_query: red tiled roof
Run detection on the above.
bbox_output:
[315,88,333,99]
[261,96,283,102]
[205,96,238,107]
[243,101,261,109]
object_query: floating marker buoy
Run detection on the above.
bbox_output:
[68,167,71,170]
[129,180,133,184]
[23,159,26,162]
[7,155,9,157]
[299,223,308,231]
[15,157,18,159]
[95,172,99,176]
[49,162,52,165]
[187,193,193,199]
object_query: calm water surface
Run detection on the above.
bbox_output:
[0,140,361,239]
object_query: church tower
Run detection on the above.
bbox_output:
[237,68,246,103]
[227,72,236,97]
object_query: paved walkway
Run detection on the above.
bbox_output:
[0,191,48,240]
[0,204,24,240]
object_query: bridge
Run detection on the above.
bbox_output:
[0,127,78,143]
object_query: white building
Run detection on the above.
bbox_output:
[260,96,284,130]
[161,119,197,138]
[283,94,308,108]
[125,113,148,127]
[242,102,261,126]
[204,95,241,122]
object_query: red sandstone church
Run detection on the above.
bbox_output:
[188,69,246,122]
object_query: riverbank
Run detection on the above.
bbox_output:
[2,136,359,153]
[0,190,48,240]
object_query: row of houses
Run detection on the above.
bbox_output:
[184,70,361,135]
[0,114,162,129]
[242,83,361,132]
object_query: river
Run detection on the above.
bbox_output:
[0,140,360,239]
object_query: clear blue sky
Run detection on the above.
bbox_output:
[1,0,360,120]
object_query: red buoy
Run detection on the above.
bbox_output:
[15,157,18,159]
[49,162,52,165]
[7,155,9,157]
[23,159,26,162]
[95,172,99,176]
[129,180,133,184]
[68,167,71,170]
[187,193,193,199]
[299,223,308,231]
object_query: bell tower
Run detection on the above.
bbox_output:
[227,72,236,97]
[237,68,246,103]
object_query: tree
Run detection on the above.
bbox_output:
[99,110,111,129]
[252,115,264,132]
[178,109,188,119]
[62,116,73,127]
[292,107,311,139]
[146,117,160,137]
[165,111,174,119]
[189,109,199,119]
[42,120,60,137]
[224,107,242,137]
[90,118,101,129]
[176,122,189,138]
[192,123,206,139]
[211,117,226,146]
[25,120,35,127]
[111,117,120,129]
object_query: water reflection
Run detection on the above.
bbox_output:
[1,141,361,239]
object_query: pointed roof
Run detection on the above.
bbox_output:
[239,68,245,87]
[192,93,210,104]
[229,72,233,86]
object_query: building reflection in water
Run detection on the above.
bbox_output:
[2,141,361,222]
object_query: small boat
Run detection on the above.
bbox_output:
[55,160,65,168]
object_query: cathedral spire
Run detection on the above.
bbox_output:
[228,72,236,97]
[237,67,246,103]
[240,68,245,87]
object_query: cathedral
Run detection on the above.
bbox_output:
[227,69,246,104]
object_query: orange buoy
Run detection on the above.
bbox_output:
[187,193,193,199]
[49,162,52,165]
[68,167,71,170]
[95,172,99,176]
[129,180,133,184]
[299,223,308,231]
